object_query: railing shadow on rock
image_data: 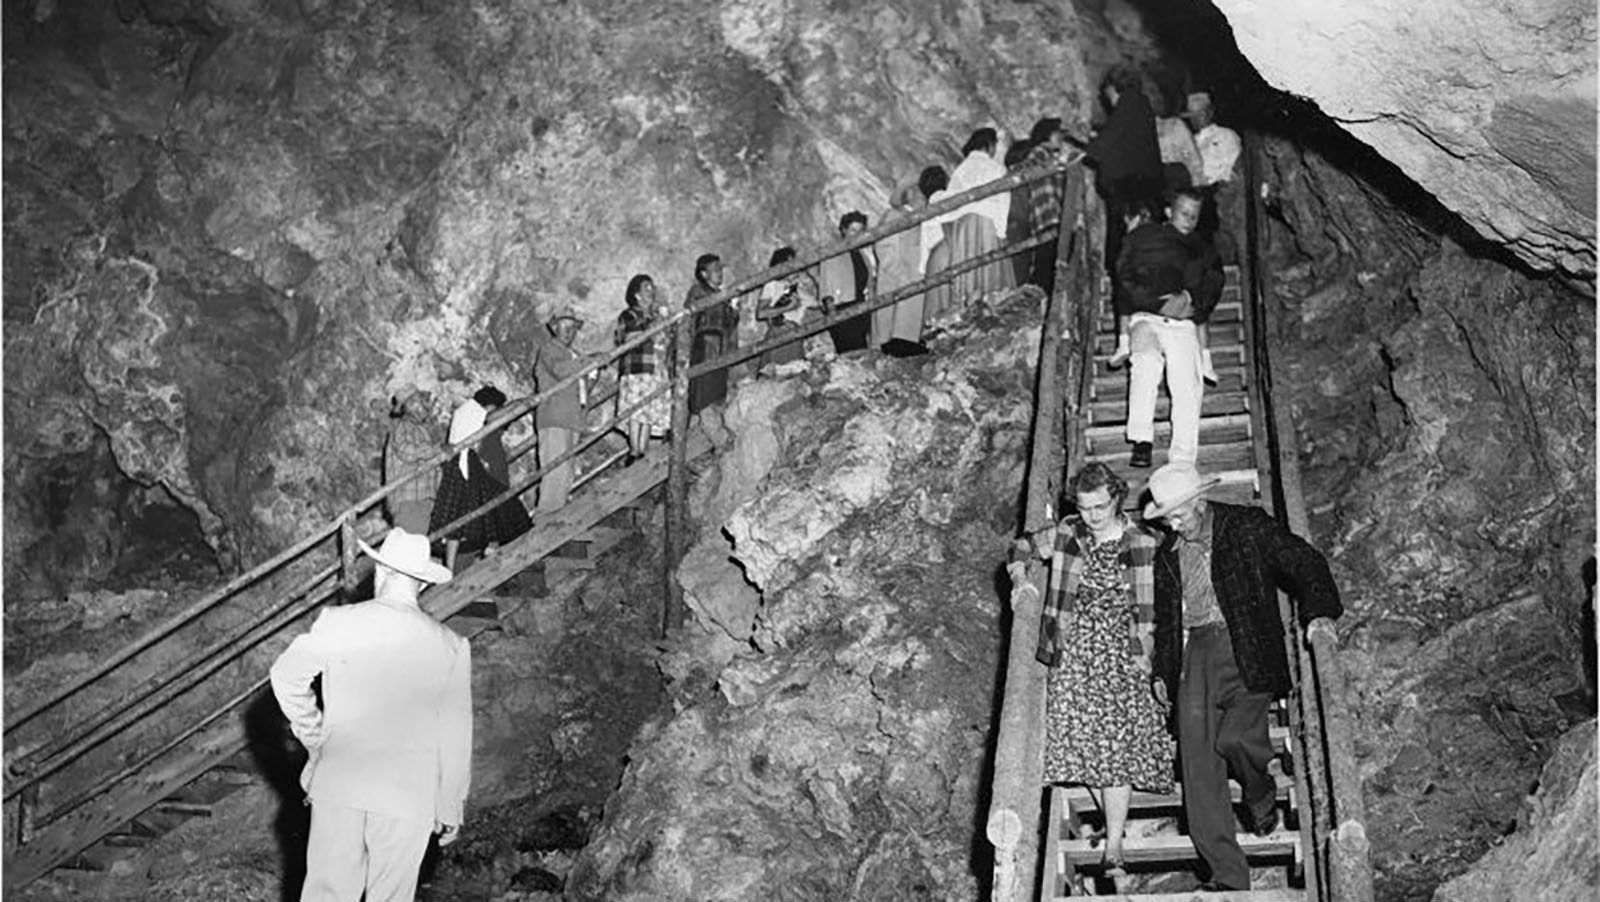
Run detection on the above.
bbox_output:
[1,158,1080,886]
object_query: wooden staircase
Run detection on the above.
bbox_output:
[2,435,704,886]
[1039,265,1312,900]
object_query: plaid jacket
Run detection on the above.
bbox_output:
[1023,143,1065,235]
[1034,516,1158,670]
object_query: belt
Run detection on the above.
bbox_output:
[1186,620,1228,636]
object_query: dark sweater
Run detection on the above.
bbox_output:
[1114,223,1225,324]
[1151,503,1343,700]
[1085,89,1163,198]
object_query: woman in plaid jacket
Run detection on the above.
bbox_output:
[1017,462,1175,878]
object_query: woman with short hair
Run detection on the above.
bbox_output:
[614,275,671,463]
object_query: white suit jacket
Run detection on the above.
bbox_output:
[270,596,473,826]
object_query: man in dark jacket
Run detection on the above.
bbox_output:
[1143,464,1343,892]
[1112,190,1221,468]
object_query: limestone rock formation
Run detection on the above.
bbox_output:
[1216,0,1597,276]
[567,292,1042,901]
[1431,720,1598,902]
[4,0,1110,596]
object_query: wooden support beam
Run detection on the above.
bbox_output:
[665,320,692,637]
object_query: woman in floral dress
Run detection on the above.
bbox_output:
[1031,462,1174,875]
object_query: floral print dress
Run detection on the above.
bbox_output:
[1042,532,1174,791]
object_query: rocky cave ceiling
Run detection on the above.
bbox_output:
[1,0,1595,900]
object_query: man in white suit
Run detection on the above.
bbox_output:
[270,528,473,902]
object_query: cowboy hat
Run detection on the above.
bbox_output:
[1143,464,1222,519]
[359,528,453,584]
[1179,92,1215,119]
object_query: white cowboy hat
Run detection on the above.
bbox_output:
[1143,464,1223,520]
[359,528,453,584]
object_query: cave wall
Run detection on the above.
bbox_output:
[3,0,1119,597]
[1216,0,1597,277]
[1254,132,1596,898]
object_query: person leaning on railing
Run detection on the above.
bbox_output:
[817,211,877,355]
[1141,464,1343,893]
[1008,462,1175,883]
[534,309,600,512]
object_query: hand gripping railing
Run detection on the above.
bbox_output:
[3,158,1080,879]
[986,164,1094,901]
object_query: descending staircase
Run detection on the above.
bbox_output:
[2,435,705,886]
[1037,265,1313,900]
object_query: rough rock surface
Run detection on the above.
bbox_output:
[566,293,1042,901]
[4,0,1110,598]
[1216,0,1597,276]
[1430,719,1598,902]
[1255,133,1596,899]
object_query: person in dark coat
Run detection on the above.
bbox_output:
[1143,465,1343,893]
[685,253,736,416]
[1080,64,1164,297]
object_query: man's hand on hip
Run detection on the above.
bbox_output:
[435,822,461,847]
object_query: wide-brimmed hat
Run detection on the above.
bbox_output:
[360,528,453,584]
[1180,92,1215,120]
[1143,464,1222,519]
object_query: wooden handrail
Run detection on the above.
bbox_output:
[2,160,1083,856]
[986,165,1088,902]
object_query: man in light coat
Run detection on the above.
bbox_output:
[270,528,473,902]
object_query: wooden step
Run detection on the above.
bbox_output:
[1060,827,1300,867]
[1090,391,1249,425]
[1048,890,1304,902]
[1064,768,1294,816]
[1094,370,1246,401]
[1085,412,1252,441]
[1091,439,1256,472]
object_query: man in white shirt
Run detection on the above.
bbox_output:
[271,528,473,902]
[1182,92,1241,186]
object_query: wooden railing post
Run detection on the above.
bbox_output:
[1308,619,1373,902]
[664,318,692,636]
[15,781,38,849]
[338,514,359,597]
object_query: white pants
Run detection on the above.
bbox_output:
[1126,312,1204,466]
[301,803,433,902]
[537,426,576,513]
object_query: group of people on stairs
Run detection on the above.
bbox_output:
[268,57,1252,902]
[1013,462,1343,893]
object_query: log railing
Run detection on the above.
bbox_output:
[986,164,1094,901]
[2,158,1079,881]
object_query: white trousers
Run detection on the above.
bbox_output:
[537,426,576,513]
[301,803,433,902]
[1126,312,1204,466]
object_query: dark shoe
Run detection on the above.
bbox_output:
[1129,441,1153,468]
[1252,805,1281,838]
[1101,849,1126,879]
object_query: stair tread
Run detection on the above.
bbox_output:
[1094,370,1247,399]
[1048,890,1304,902]
[1060,828,1300,864]
[1063,770,1294,813]
[1085,413,1252,440]
[1089,391,1249,424]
